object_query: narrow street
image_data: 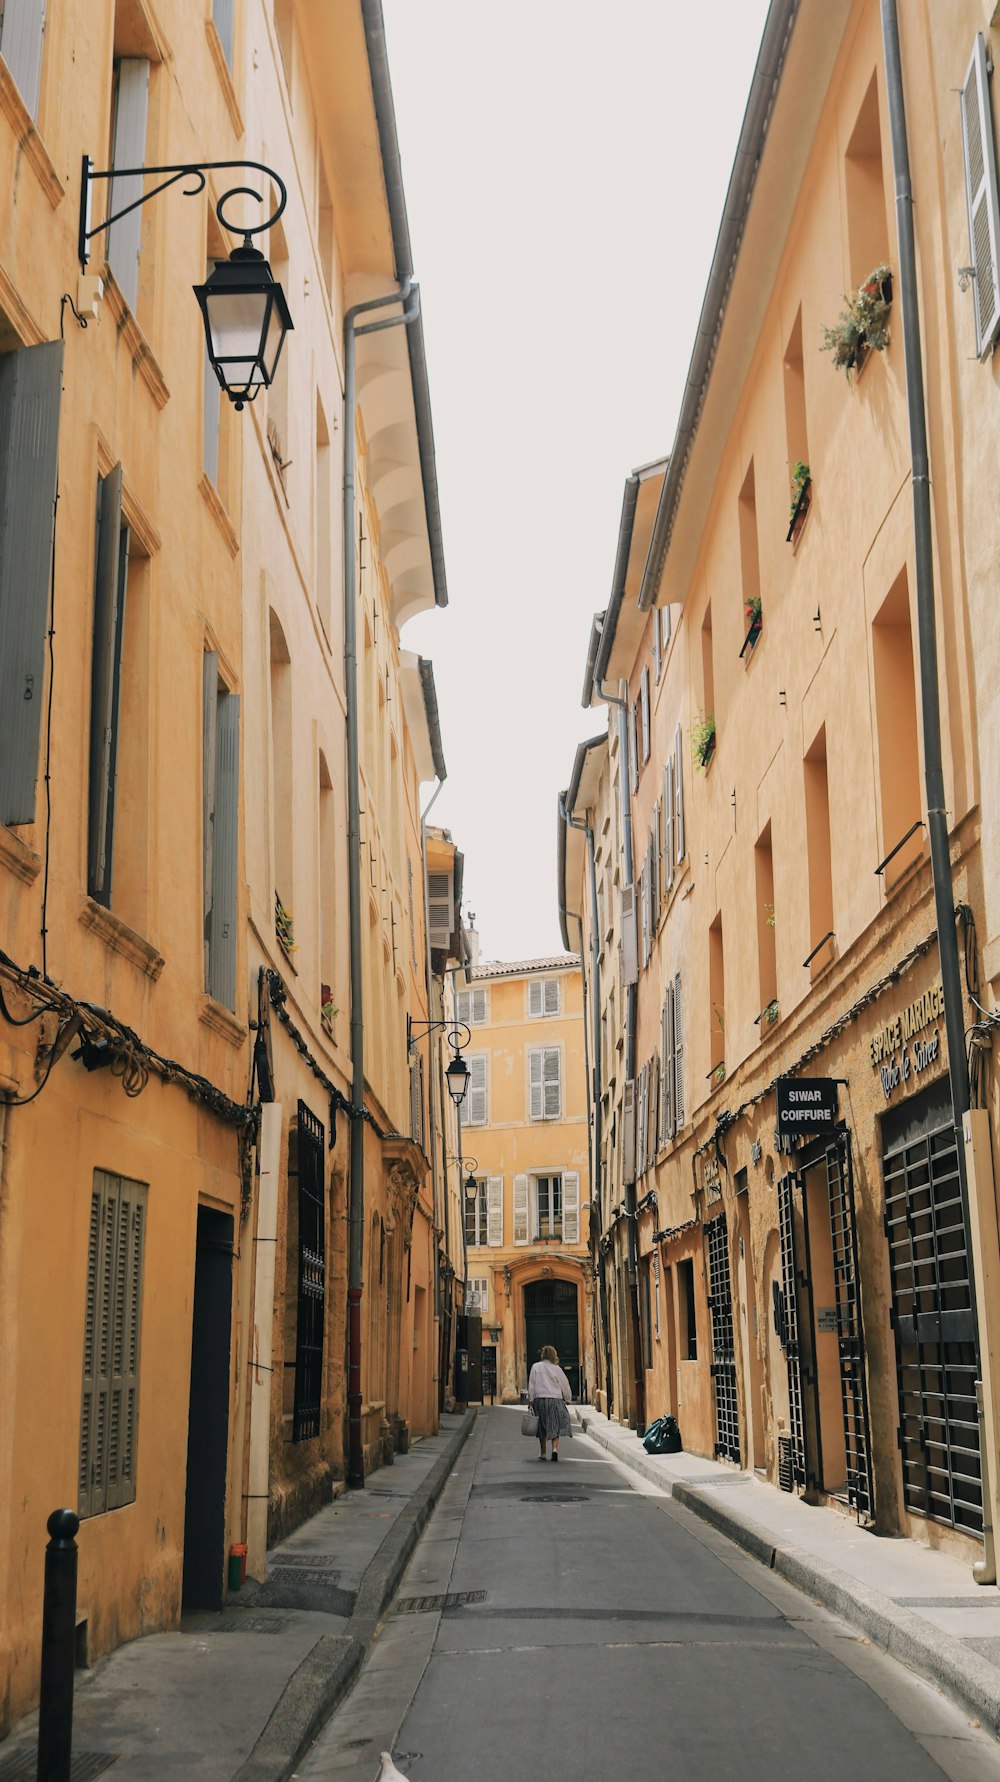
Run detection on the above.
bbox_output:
[298,1411,996,1781]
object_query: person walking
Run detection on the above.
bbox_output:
[527,1345,573,1461]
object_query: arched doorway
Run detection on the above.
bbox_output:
[524,1279,580,1398]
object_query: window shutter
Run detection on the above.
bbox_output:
[650,1055,660,1161]
[487,1176,503,1247]
[212,0,235,64]
[653,615,662,683]
[427,871,453,949]
[456,989,471,1026]
[409,1057,422,1143]
[79,1182,107,1519]
[80,1172,146,1519]
[664,760,675,891]
[202,652,218,985]
[107,1181,145,1510]
[108,60,151,315]
[473,987,487,1025]
[960,36,1000,358]
[467,1053,487,1126]
[674,723,685,862]
[562,1172,580,1244]
[623,1079,636,1184]
[0,340,63,826]
[629,705,639,793]
[543,1047,561,1119]
[207,689,240,1010]
[651,814,660,924]
[621,882,638,985]
[529,1047,543,1120]
[528,980,542,1018]
[661,992,674,1142]
[670,976,677,1126]
[638,861,648,970]
[640,666,651,763]
[661,604,672,653]
[636,1065,646,1177]
[513,1174,529,1244]
[0,0,46,119]
[543,978,560,1016]
[203,344,221,486]
[88,467,128,905]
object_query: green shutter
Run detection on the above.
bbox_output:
[0,341,63,825]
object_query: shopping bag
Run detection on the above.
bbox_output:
[521,1408,539,1437]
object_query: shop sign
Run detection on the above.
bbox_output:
[869,980,944,1102]
[698,1147,722,1202]
[775,1077,839,1138]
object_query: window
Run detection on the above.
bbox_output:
[709,914,725,1072]
[315,394,333,639]
[804,725,835,973]
[528,977,561,1018]
[108,59,151,315]
[465,1053,488,1127]
[678,1256,697,1361]
[467,1276,489,1316]
[639,665,651,763]
[660,604,672,657]
[641,1259,654,1371]
[536,1174,563,1239]
[872,571,923,889]
[674,723,686,861]
[529,1046,561,1121]
[275,0,294,95]
[287,1103,326,1442]
[1,0,47,119]
[427,871,454,951]
[203,653,240,1009]
[960,36,1000,357]
[0,340,62,828]
[319,751,335,1010]
[755,823,777,1021]
[628,702,639,793]
[513,1172,580,1245]
[845,73,890,290]
[269,609,293,930]
[465,1177,489,1247]
[653,613,662,683]
[456,987,488,1027]
[621,883,638,987]
[79,1171,147,1518]
[212,0,235,64]
[783,309,810,502]
[738,460,762,637]
[701,604,716,735]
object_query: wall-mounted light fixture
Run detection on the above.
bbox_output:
[407,1015,472,1111]
[78,155,293,410]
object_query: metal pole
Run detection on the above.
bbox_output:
[879,0,992,1580]
[37,1509,79,1782]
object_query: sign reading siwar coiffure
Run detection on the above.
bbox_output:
[869,979,945,1102]
[775,1077,840,1139]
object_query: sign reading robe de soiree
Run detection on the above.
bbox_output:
[775,1077,839,1139]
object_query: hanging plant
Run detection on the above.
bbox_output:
[275,892,296,957]
[741,594,763,656]
[691,712,716,770]
[713,1062,727,1086]
[320,982,338,1031]
[787,461,811,543]
[821,266,892,379]
[763,998,779,1028]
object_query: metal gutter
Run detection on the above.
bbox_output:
[418,657,448,781]
[557,735,606,950]
[361,0,448,609]
[591,477,639,692]
[581,612,605,710]
[637,0,800,610]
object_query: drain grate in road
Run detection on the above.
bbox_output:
[394,1589,487,1615]
[520,1493,590,1504]
[0,1754,119,1781]
[216,1615,290,1634]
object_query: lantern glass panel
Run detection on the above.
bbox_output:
[205,287,269,389]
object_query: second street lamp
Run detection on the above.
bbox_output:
[194,243,293,410]
[445,1049,471,1109]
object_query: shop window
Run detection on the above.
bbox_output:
[845,74,890,289]
[678,1257,697,1361]
[872,570,923,888]
[804,726,834,976]
[708,912,725,1072]
[755,823,777,1023]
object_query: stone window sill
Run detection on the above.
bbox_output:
[199,473,240,557]
[103,276,170,411]
[0,824,42,884]
[205,17,244,138]
[79,898,164,980]
[199,994,246,1047]
[0,62,63,207]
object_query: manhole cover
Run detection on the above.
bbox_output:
[395,1589,487,1614]
[216,1615,290,1634]
[0,1756,119,1781]
[271,1554,338,1570]
[520,1494,590,1504]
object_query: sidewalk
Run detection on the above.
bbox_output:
[576,1404,1000,1740]
[0,1411,476,1782]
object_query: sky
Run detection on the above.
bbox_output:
[384,0,772,964]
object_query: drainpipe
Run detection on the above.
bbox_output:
[420,778,444,1411]
[880,0,993,1582]
[344,278,420,1489]
[595,680,646,1430]
[562,792,605,1406]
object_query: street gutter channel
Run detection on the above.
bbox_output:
[230,1408,478,1782]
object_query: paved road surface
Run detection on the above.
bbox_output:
[298,1408,999,1781]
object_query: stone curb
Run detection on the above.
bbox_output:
[575,1410,1000,1741]
[232,1409,479,1782]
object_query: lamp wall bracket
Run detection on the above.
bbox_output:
[79,154,288,270]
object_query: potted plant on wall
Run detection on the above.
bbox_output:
[741,594,763,656]
[275,891,296,960]
[822,265,893,379]
[691,712,716,770]
[320,983,338,1035]
[787,461,811,544]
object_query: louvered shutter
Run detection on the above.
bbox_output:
[664,991,676,1141]
[513,1174,529,1244]
[640,667,651,762]
[487,1176,503,1246]
[636,1066,646,1177]
[80,1172,146,1519]
[108,60,151,314]
[202,653,218,984]
[79,1182,107,1518]
[88,468,128,904]
[456,989,471,1025]
[212,0,235,64]
[653,615,662,683]
[661,605,672,653]
[562,1172,581,1243]
[649,1055,660,1161]
[473,987,487,1024]
[960,36,1000,358]
[207,689,240,1010]
[664,760,675,891]
[674,724,685,861]
[529,1047,543,1120]
[629,705,639,793]
[409,1057,422,1142]
[670,976,677,1126]
[651,813,660,922]
[543,978,560,1015]
[427,872,453,949]
[623,1079,636,1183]
[528,980,542,1017]
[638,860,648,970]
[107,1180,145,1509]
[0,340,63,825]
[622,884,638,985]
[543,1048,561,1119]
[203,344,221,485]
[0,0,46,119]
[466,1054,487,1126]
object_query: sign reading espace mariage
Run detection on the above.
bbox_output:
[869,980,944,1102]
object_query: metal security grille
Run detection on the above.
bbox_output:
[293,1102,326,1442]
[885,1119,982,1534]
[705,1215,741,1463]
[824,1141,874,1518]
[777,1174,807,1489]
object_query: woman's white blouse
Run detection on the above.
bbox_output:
[528,1360,572,1402]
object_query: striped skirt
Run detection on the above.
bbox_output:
[535,1396,573,1440]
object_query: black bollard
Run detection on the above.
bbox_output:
[37,1508,79,1782]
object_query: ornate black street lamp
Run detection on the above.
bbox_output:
[445,1048,471,1110]
[407,1015,472,1111]
[78,155,293,409]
